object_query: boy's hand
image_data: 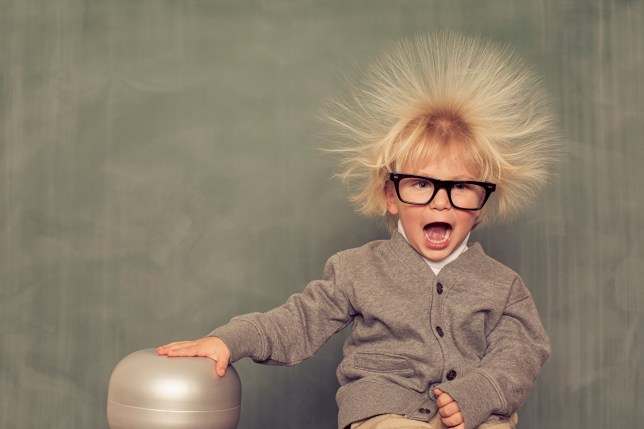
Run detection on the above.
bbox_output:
[434,389,465,429]
[156,337,231,377]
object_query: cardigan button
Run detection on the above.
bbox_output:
[446,369,457,381]
[418,407,431,414]
[436,282,444,294]
[436,326,444,337]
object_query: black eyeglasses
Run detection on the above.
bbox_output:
[389,173,496,210]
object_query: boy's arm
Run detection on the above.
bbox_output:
[209,254,354,365]
[437,277,551,429]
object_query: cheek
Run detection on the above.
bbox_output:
[456,211,478,230]
[395,205,425,226]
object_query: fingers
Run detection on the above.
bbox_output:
[156,341,197,355]
[157,338,214,356]
[215,359,228,377]
[156,337,231,377]
[438,401,461,418]
[166,343,204,357]
[440,412,464,428]
[434,389,464,428]
[434,389,455,408]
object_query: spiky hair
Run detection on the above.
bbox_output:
[326,31,560,226]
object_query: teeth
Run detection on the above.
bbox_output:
[424,227,451,244]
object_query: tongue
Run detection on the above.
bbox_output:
[425,223,451,242]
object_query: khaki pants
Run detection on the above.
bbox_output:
[350,413,518,429]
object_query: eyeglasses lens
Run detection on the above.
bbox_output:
[398,178,486,209]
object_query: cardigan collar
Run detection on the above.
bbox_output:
[388,229,486,281]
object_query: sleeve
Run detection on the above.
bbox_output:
[437,277,551,429]
[207,254,355,365]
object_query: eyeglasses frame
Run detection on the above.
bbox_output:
[388,172,496,211]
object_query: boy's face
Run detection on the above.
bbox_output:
[385,153,481,262]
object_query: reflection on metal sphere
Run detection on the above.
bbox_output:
[107,349,241,429]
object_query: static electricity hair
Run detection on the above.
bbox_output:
[326,31,560,226]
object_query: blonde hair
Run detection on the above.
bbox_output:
[326,31,560,226]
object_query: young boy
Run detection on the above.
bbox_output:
[157,32,558,429]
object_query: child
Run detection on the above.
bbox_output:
[157,32,558,429]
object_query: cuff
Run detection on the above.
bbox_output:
[437,370,505,429]
[208,318,265,363]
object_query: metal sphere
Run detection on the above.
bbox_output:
[107,349,241,429]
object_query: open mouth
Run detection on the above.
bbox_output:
[423,222,452,247]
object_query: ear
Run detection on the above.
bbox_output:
[384,181,399,216]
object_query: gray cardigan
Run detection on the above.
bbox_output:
[210,231,550,429]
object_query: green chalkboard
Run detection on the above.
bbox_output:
[1,1,642,428]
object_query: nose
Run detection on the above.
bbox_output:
[429,188,451,210]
